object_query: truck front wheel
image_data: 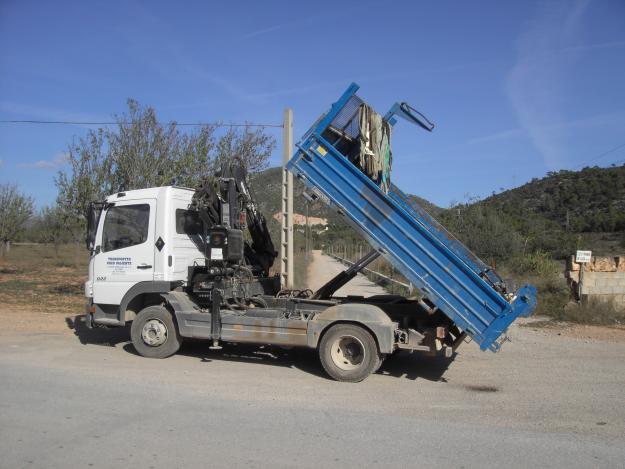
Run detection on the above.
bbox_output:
[131,305,181,359]
[319,324,381,382]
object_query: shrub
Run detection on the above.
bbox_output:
[512,250,560,277]
[531,274,570,317]
[557,298,625,325]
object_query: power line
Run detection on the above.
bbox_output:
[574,141,625,169]
[0,119,283,128]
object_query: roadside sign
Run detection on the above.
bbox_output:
[576,250,592,264]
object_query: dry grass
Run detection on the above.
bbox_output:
[2,243,621,330]
[558,298,625,326]
[0,243,88,315]
[498,253,625,327]
[1,243,313,318]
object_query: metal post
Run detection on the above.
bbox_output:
[209,289,222,350]
[280,108,294,289]
[578,263,585,303]
[305,199,310,254]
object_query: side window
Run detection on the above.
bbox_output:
[175,209,203,235]
[102,204,150,252]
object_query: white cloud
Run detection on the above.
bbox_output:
[467,128,526,145]
[239,24,284,41]
[50,153,69,167]
[506,0,592,168]
[237,12,337,42]
[19,160,56,169]
[467,109,625,146]
[18,152,69,170]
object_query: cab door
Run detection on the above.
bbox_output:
[92,200,156,306]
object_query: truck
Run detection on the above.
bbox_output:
[84,83,537,382]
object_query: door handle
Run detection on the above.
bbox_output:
[137,264,152,269]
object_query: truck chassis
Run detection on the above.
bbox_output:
[87,264,464,382]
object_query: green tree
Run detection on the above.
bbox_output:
[0,184,34,256]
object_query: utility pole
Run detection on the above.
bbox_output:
[280,108,294,289]
[306,199,312,256]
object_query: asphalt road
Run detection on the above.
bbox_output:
[1,317,624,469]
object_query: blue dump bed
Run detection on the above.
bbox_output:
[287,84,537,351]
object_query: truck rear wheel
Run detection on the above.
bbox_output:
[319,324,381,382]
[131,305,181,359]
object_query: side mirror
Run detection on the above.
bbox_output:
[86,202,103,251]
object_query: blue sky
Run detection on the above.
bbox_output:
[1,0,624,208]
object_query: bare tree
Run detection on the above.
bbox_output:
[36,205,70,255]
[56,129,111,235]
[215,126,275,173]
[0,184,34,257]
[106,99,218,191]
[55,99,275,242]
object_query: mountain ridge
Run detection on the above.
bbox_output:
[249,164,625,258]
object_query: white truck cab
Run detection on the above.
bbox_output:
[85,186,204,325]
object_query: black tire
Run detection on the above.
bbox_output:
[130,305,181,359]
[319,324,381,382]
[374,355,387,373]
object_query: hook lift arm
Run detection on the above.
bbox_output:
[384,102,435,132]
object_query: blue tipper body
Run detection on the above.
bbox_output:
[287,83,537,352]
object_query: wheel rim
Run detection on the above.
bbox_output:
[330,335,366,371]
[141,319,168,347]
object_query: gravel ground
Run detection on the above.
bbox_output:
[0,251,624,467]
[306,250,388,297]
[1,318,624,468]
